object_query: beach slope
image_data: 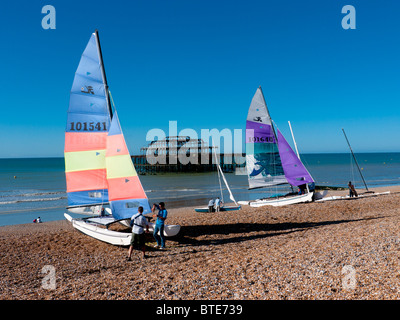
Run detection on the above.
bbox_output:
[1,186,400,300]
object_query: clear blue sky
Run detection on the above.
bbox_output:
[1,0,399,158]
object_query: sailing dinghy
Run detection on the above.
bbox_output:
[316,129,390,202]
[64,31,180,245]
[241,87,314,207]
[195,147,241,212]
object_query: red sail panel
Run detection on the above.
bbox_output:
[66,169,107,193]
[107,176,147,202]
[65,132,107,152]
[105,134,129,157]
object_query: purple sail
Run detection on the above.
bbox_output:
[277,129,314,187]
[245,87,286,189]
[246,120,276,144]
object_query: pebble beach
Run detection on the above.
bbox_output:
[1,186,400,300]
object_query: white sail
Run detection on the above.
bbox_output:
[213,149,238,206]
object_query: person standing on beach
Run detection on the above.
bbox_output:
[152,202,168,249]
[214,197,222,212]
[127,206,149,261]
[208,199,214,212]
[348,181,358,198]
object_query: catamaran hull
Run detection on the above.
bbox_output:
[118,219,181,237]
[194,206,241,213]
[64,213,132,246]
[316,191,390,202]
[249,192,313,207]
[65,213,180,246]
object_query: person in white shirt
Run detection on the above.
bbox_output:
[208,199,214,212]
[127,206,149,261]
[214,197,223,212]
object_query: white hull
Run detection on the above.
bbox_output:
[64,213,131,246]
[118,219,181,237]
[316,191,390,202]
[65,213,181,246]
[249,192,313,208]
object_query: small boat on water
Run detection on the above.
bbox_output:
[64,30,180,244]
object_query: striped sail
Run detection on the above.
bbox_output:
[106,112,151,220]
[65,33,111,207]
[245,87,286,189]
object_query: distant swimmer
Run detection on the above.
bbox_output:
[14,176,16,179]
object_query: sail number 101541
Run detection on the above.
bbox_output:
[69,122,107,131]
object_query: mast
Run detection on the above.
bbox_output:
[258,86,278,142]
[342,128,369,191]
[212,141,224,202]
[288,121,310,193]
[94,29,113,119]
[288,121,300,158]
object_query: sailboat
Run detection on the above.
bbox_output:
[64,30,180,245]
[240,86,314,207]
[316,129,390,202]
[195,147,241,212]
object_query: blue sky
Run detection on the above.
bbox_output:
[0,0,399,158]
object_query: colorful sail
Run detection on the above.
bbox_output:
[106,112,151,220]
[277,129,314,187]
[245,87,286,189]
[64,33,111,207]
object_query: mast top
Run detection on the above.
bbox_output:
[94,30,113,118]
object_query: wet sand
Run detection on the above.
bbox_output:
[1,186,400,300]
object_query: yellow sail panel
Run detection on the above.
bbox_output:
[65,150,106,172]
[106,154,137,179]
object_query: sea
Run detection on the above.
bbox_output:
[0,153,399,227]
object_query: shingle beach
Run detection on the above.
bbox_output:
[1,186,400,300]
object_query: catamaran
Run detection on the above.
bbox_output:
[195,146,241,212]
[316,129,390,202]
[239,86,314,207]
[64,30,180,245]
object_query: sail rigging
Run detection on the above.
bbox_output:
[65,31,111,208]
[245,87,286,189]
[245,86,314,191]
[106,112,151,220]
[213,147,238,206]
[342,128,369,191]
[65,30,151,220]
